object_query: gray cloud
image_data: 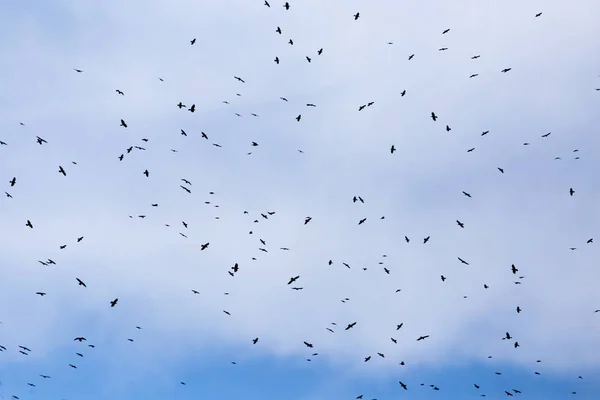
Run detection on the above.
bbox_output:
[1,0,600,393]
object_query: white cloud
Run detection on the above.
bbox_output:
[1,0,600,393]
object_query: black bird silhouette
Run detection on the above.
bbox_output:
[189,104,196,112]
[201,242,210,250]
[303,341,313,348]
[354,12,360,20]
[345,322,357,330]
[423,236,430,243]
[408,54,415,60]
[390,145,396,153]
[535,12,542,17]
[317,48,323,55]
[283,2,290,10]
[569,188,575,196]
[190,38,196,45]
[143,170,149,177]
[253,338,259,344]
[26,220,33,228]
[110,298,118,307]
[234,76,245,83]
[511,264,518,274]
[431,112,438,121]
[9,177,16,186]
[296,114,301,121]
[417,335,430,341]
[463,191,472,197]
[74,69,83,73]
[458,257,469,265]
[58,166,66,176]
[399,381,408,390]
[288,276,300,285]
[501,68,512,73]
[120,119,127,128]
[442,28,450,34]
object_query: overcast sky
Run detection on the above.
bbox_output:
[1,0,600,399]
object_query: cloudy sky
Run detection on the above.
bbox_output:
[1,0,600,398]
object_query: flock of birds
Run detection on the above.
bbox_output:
[1,1,600,399]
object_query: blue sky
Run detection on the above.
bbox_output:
[1,0,600,399]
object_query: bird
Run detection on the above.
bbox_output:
[74,69,83,73]
[234,76,245,83]
[431,112,438,121]
[110,298,118,307]
[442,28,450,34]
[58,166,66,176]
[399,381,408,390]
[501,68,512,73]
[354,12,360,20]
[283,2,290,10]
[26,220,33,228]
[390,145,396,153]
[35,292,46,296]
[120,119,127,128]
[535,12,542,17]
[570,188,575,196]
[190,38,196,45]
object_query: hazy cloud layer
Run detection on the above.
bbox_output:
[1,0,600,398]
